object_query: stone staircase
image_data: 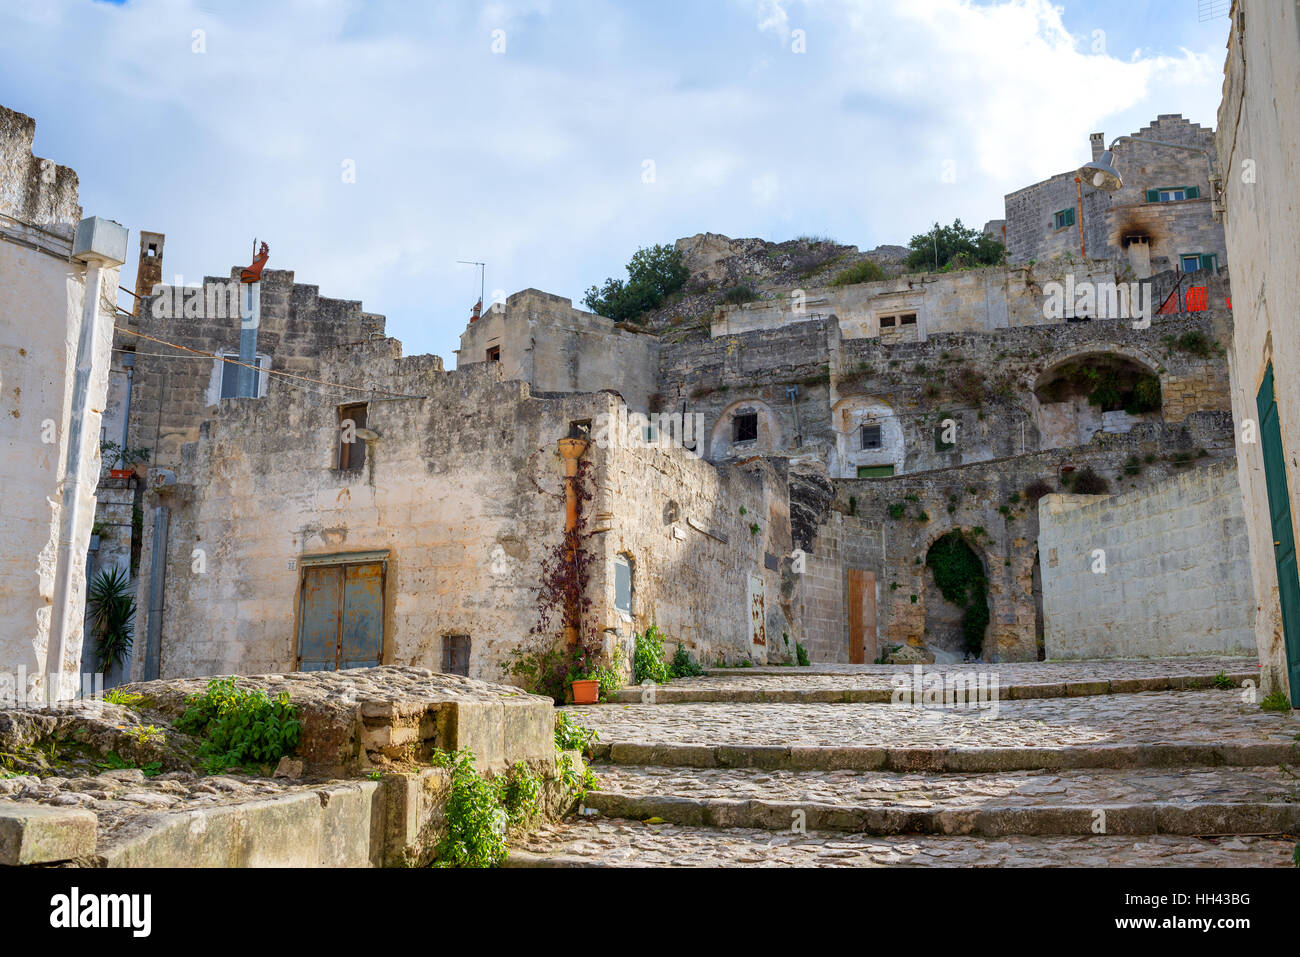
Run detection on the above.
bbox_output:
[509,657,1300,867]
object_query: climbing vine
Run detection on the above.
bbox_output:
[925,531,990,658]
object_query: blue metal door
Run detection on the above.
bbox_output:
[297,559,384,671]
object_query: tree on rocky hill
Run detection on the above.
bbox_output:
[905,219,1005,271]
[583,244,690,323]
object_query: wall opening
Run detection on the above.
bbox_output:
[442,635,470,676]
[924,531,990,662]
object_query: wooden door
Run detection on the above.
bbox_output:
[848,569,876,665]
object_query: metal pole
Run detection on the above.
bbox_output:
[144,505,169,681]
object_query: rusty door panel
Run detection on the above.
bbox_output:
[340,562,384,669]
[848,569,876,665]
[298,566,342,671]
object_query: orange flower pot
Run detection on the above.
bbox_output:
[570,679,599,704]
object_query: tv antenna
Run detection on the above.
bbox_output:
[457,260,485,306]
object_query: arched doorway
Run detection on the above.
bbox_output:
[924,531,991,662]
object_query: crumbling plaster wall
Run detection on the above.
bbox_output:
[1039,462,1254,659]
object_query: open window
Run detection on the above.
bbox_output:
[211,352,270,402]
[442,635,470,676]
[733,411,758,443]
[486,345,500,362]
[338,402,368,471]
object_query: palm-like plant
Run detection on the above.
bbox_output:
[87,566,135,673]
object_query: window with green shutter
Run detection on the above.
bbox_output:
[1052,207,1075,230]
[856,465,895,478]
[1148,186,1198,203]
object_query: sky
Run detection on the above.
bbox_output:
[0,0,1233,365]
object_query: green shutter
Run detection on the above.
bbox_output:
[1145,189,1160,203]
[1200,254,1216,271]
[1065,208,1075,227]
[1185,185,1199,199]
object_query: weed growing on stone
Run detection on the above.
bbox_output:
[175,677,301,773]
[796,643,810,666]
[554,712,598,757]
[103,689,145,708]
[633,624,673,684]
[669,645,705,678]
[1261,691,1292,713]
[1214,671,1235,690]
[432,748,510,868]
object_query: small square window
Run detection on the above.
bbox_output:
[899,314,917,326]
[860,423,882,450]
[733,411,758,443]
[569,419,591,439]
[485,345,500,362]
[442,635,470,676]
[1053,208,1075,230]
[879,315,896,328]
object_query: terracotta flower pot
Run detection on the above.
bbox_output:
[109,469,133,479]
[570,679,599,705]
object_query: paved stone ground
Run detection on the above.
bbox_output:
[518,661,1300,867]
[591,764,1300,809]
[568,690,1299,749]
[510,819,1296,867]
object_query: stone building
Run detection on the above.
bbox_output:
[0,104,127,700]
[1004,116,1227,279]
[1216,0,1300,701]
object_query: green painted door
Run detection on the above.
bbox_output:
[1256,364,1300,703]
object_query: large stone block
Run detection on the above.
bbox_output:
[0,804,96,864]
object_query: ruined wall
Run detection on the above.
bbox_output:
[136,338,777,682]
[125,269,385,469]
[1217,0,1300,698]
[456,289,660,412]
[1039,462,1253,658]
[821,415,1236,663]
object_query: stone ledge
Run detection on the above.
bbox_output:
[0,803,96,864]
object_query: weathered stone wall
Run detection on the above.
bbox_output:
[1039,462,1254,659]
[125,269,386,469]
[1216,0,1300,699]
[0,105,117,698]
[1006,115,1226,276]
[134,338,779,682]
[456,288,661,412]
[818,415,1236,663]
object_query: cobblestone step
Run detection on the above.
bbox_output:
[593,763,1300,809]
[699,657,1256,681]
[594,741,1298,772]
[506,819,1296,867]
[610,672,1256,704]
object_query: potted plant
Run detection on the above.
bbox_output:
[101,440,151,480]
[566,650,600,705]
[87,565,135,677]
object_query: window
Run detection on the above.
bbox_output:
[733,411,758,443]
[1146,186,1198,203]
[614,554,632,617]
[485,345,500,362]
[338,402,368,471]
[442,635,470,676]
[899,314,917,326]
[216,352,269,399]
[568,419,591,439]
[879,315,896,328]
[1053,208,1076,230]
[860,423,882,450]
[1181,253,1218,273]
[857,464,894,478]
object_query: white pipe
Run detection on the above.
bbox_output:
[48,261,107,702]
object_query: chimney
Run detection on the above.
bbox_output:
[1089,132,1105,163]
[133,231,165,315]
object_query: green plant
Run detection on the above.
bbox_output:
[1213,671,1235,690]
[926,531,989,657]
[557,750,598,799]
[366,770,384,781]
[749,522,760,536]
[1262,691,1292,712]
[1163,330,1217,359]
[554,712,599,757]
[905,219,1005,271]
[887,503,906,520]
[874,644,901,664]
[721,284,758,305]
[175,677,301,771]
[633,624,673,684]
[1070,467,1109,495]
[97,752,162,776]
[795,643,810,666]
[126,725,165,746]
[583,244,689,323]
[432,748,509,868]
[103,689,144,707]
[100,440,152,471]
[848,495,857,516]
[500,760,541,827]
[669,645,705,679]
[87,566,135,673]
[829,259,886,286]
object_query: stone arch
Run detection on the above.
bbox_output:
[709,398,784,460]
[829,395,904,478]
[919,526,993,664]
[1032,344,1164,451]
